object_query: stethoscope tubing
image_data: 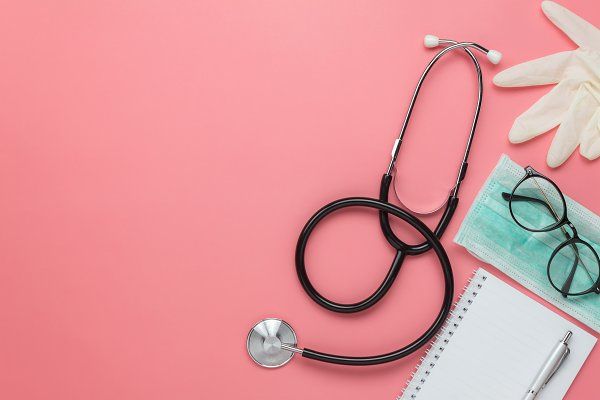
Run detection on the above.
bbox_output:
[379,174,459,255]
[295,197,454,365]
[290,41,489,366]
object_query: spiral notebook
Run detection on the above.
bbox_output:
[399,268,596,400]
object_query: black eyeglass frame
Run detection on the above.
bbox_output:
[502,166,600,297]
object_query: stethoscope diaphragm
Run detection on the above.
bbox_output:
[246,318,297,368]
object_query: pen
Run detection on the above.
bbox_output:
[522,331,572,400]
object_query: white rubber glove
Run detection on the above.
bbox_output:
[493,1,600,168]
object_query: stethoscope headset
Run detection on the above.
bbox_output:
[247,35,502,368]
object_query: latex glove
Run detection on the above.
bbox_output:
[493,1,600,168]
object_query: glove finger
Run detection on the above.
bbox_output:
[579,108,600,161]
[493,51,572,87]
[508,79,578,143]
[547,85,596,167]
[542,1,600,50]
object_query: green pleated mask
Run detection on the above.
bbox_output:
[455,154,600,332]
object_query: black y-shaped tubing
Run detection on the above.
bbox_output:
[380,42,484,254]
[295,197,453,365]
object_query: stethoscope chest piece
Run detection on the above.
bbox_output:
[247,318,297,368]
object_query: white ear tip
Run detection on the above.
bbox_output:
[424,34,439,48]
[487,50,502,64]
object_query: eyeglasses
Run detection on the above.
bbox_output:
[501,166,600,297]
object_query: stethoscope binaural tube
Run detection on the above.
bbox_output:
[379,39,501,255]
[295,197,453,365]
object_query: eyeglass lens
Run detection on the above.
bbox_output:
[548,241,600,295]
[511,175,565,231]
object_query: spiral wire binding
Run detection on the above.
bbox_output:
[397,270,488,400]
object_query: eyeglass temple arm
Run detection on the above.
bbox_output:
[561,258,580,298]
[501,192,562,225]
[501,191,576,244]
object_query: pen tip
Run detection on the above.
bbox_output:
[563,331,572,344]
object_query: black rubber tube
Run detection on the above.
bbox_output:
[295,197,454,365]
[379,174,458,255]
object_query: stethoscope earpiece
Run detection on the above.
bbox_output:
[424,34,440,48]
[486,49,503,65]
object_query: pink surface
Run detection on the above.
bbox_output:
[1,1,599,399]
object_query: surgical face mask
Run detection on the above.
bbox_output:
[454,154,600,332]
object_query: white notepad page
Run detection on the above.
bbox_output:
[400,268,596,400]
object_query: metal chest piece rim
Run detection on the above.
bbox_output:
[246,318,298,368]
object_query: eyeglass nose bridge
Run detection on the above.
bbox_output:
[561,221,578,238]
[554,219,579,240]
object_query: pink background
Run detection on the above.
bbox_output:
[1,1,598,399]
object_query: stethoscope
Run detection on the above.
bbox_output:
[247,35,501,368]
